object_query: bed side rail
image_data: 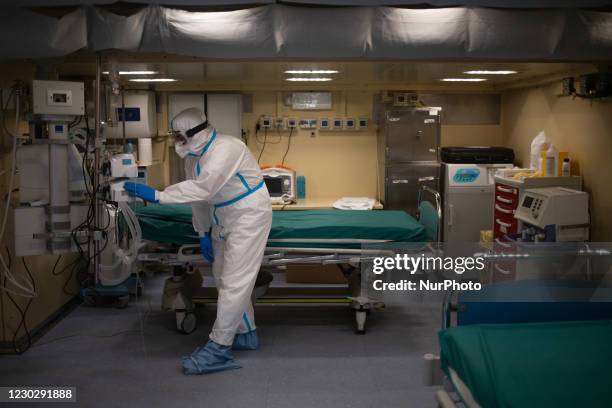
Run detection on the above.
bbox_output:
[417,184,442,243]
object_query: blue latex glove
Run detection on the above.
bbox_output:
[181,341,241,375]
[233,330,259,351]
[199,233,214,263]
[123,181,159,203]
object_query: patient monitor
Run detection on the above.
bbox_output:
[262,167,296,205]
[514,187,589,242]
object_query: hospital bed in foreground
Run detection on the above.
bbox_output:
[434,253,612,408]
[134,186,441,334]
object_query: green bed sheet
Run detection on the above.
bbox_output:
[439,320,612,408]
[133,203,426,246]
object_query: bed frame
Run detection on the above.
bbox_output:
[137,185,443,335]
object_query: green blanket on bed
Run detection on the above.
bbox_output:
[439,320,612,408]
[133,203,427,246]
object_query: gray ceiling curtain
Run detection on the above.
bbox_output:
[8,0,612,7]
[0,7,87,60]
[2,4,612,61]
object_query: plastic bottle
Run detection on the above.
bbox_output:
[297,175,306,199]
[562,158,571,176]
[545,144,558,176]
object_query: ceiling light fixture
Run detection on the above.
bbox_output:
[103,71,159,75]
[128,78,177,82]
[284,70,339,74]
[286,77,333,82]
[464,70,517,75]
[440,78,487,82]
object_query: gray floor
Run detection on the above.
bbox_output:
[0,274,442,408]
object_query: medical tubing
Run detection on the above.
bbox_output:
[0,90,36,297]
[97,203,141,283]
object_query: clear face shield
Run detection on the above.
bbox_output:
[169,121,208,146]
[169,130,189,145]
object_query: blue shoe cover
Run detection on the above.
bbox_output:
[181,341,241,375]
[232,330,259,350]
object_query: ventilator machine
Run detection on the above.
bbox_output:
[514,187,590,242]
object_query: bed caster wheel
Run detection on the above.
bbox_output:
[114,296,129,309]
[177,311,197,334]
[355,310,367,334]
[82,295,96,307]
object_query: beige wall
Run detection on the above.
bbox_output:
[502,83,612,240]
[242,91,379,199]
[441,125,503,147]
[236,92,503,200]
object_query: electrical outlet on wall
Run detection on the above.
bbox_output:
[287,118,298,129]
[260,117,273,129]
[275,118,286,130]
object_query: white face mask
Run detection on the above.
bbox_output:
[174,138,192,158]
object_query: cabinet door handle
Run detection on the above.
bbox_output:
[496,218,511,228]
[448,204,454,227]
[494,238,512,248]
[496,195,513,204]
[494,264,511,275]
[497,185,516,194]
[392,179,409,184]
[418,176,435,183]
[495,204,514,214]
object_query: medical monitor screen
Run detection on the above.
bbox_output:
[522,196,534,208]
[264,177,283,196]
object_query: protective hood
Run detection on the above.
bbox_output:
[171,107,213,158]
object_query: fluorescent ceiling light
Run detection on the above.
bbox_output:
[128,78,177,82]
[464,70,517,75]
[286,77,333,82]
[284,70,339,74]
[103,71,159,75]
[440,78,487,82]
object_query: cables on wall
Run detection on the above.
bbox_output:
[281,127,294,166]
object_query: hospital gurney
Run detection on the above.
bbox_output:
[134,186,441,334]
[434,246,612,408]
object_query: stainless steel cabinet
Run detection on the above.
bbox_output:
[385,109,440,164]
[385,163,440,216]
[381,107,441,216]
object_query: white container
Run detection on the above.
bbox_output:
[546,144,558,176]
[562,158,571,176]
[138,138,153,166]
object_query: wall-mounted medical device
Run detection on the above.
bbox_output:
[262,167,297,205]
[32,80,85,116]
[105,91,157,139]
[11,80,88,256]
[514,187,589,242]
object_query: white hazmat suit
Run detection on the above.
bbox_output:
[161,108,272,346]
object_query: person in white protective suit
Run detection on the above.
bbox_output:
[124,108,272,375]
